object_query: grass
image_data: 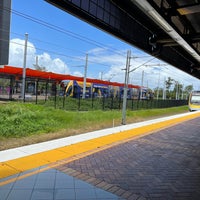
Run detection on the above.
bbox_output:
[0,102,189,150]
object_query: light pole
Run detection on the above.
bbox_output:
[21,33,28,102]
[100,71,103,80]
[82,54,88,99]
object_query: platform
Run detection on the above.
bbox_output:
[0,111,200,199]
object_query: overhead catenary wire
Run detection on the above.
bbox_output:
[9,38,197,87]
[7,35,198,84]
[4,7,126,57]
[1,6,198,88]
[4,6,153,59]
[0,4,155,66]
[1,25,151,70]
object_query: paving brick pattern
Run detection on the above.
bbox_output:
[59,117,200,200]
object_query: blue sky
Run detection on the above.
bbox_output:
[9,0,200,90]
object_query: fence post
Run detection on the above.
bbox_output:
[118,97,121,110]
[62,94,65,109]
[78,95,81,111]
[9,76,14,100]
[102,96,105,110]
[45,81,48,102]
[54,83,57,109]
[35,80,38,104]
[111,97,114,110]
[92,95,94,109]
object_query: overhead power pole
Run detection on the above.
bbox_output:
[82,54,88,99]
[121,50,131,125]
[163,77,166,99]
[121,55,157,125]
[140,70,144,99]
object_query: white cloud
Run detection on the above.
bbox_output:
[73,71,83,77]
[8,38,70,74]
[9,38,36,68]
[38,53,70,74]
[102,65,125,82]
[87,47,108,55]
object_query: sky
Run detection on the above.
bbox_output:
[8,0,200,90]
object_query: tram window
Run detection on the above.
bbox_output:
[191,95,200,103]
[73,86,78,98]
[66,85,72,96]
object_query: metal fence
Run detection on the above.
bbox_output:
[0,86,188,111]
[37,95,187,111]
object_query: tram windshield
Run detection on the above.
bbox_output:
[191,95,200,104]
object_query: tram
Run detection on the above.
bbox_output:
[60,80,150,100]
[188,91,200,111]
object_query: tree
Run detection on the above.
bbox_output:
[184,85,193,99]
[184,85,193,94]
[165,77,174,99]
[165,77,174,90]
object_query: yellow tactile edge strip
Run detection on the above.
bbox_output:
[1,111,200,184]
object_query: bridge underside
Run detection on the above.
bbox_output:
[45,0,200,80]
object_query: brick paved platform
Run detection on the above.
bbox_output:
[58,117,200,200]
